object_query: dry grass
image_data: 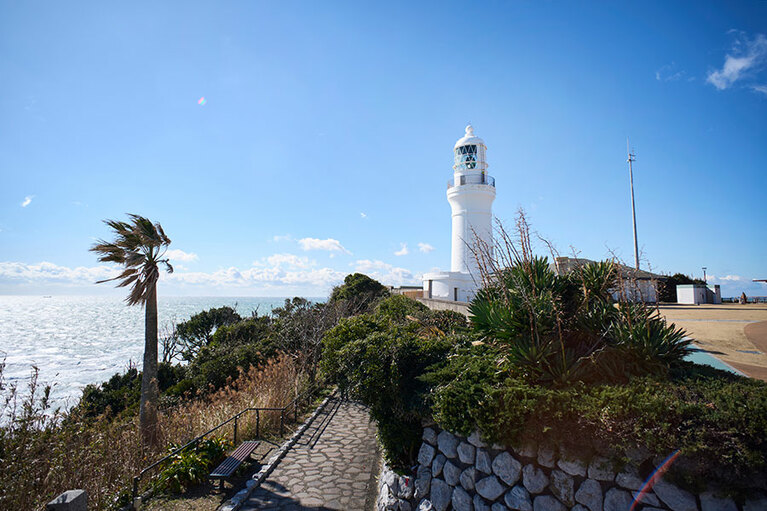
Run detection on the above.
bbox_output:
[0,354,306,510]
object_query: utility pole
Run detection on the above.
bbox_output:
[627,139,639,270]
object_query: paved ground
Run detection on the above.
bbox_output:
[241,397,380,511]
[658,303,767,380]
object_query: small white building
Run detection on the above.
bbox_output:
[422,125,496,302]
[677,284,722,305]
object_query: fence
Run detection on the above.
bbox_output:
[130,384,321,509]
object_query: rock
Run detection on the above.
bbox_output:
[458,441,477,464]
[432,454,447,477]
[556,455,586,477]
[469,431,488,448]
[652,480,698,511]
[443,460,461,486]
[477,448,493,474]
[418,443,436,467]
[700,491,737,511]
[460,467,477,491]
[437,430,459,458]
[626,446,651,465]
[604,488,633,511]
[537,445,556,468]
[632,490,660,507]
[47,490,87,511]
[587,456,615,482]
[532,495,566,511]
[381,489,399,511]
[384,469,400,496]
[399,475,414,500]
[522,464,549,494]
[615,466,644,490]
[423,427,438,446]
[476,475,507,501]
[571,506,589,511]
[493,451,523,486]
[505,485,533,511]
[492,504,510,511]
[575,479,603,511]
[452,486,473,511]
[515,441,537,459]
[415,467,432,500]
[417,499,435,511]
[399,499,413,511]
[474,494,491,511]
[549,470,574,507]
[430,479,452,511]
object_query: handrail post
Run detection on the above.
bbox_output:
[233,416,238,445]
[279,410,284,436]
[256,409,260,438]
[132,476,139,510]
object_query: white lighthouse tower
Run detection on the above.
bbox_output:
[423,125,496,302]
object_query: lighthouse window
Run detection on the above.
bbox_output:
[454,144,478,169]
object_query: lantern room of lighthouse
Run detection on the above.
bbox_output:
[422,125,496,302]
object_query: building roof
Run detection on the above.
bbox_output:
[453,124,486,150]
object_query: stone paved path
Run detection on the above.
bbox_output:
[242,397,380,510]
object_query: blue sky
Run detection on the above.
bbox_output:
[1,1,765,298]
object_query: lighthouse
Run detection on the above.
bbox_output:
[423,125,496,302]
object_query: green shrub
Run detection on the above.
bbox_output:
[375,294,429,323]
[175,306,242,360]
[156,437,231,493]
[329,273,389,312]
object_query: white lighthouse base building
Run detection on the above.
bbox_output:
[422,125,496,303]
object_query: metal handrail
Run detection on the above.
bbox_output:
[130,383,320,508]
[447,173,495,188]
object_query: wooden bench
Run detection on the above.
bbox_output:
[209,440,260,489]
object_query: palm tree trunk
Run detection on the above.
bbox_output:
[139,283,160,448]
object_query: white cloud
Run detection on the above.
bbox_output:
[360,212,367,219]
[298,237,350,254]
[165,249,199,262]
[707,33,767,90]
[708,274,744,282]
[261,253,314,269]
[353,259,418,286]
[752,84,767,95]
[655,63,686,82]
[394,243,409,256]
[21,196,34,207]
[272,234,293,242]
[418,242,435,253]
[0,261,118,284]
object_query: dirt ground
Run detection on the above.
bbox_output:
[657,303,767,381]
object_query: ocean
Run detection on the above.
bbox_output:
[0,295,312,410]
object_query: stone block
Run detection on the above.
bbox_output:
[398,499,413,511]
[493,451,522,486]
[476,475,507,501]
[492,504,510,511]
[452,486,473,511]
[432,453,447,477]
[430,479,452,511]
[556,454,586,477]
[514,440,537,459]
[458,441,477,464]
[532,495,566,511]
[415,467,432,500]
[437,430,459,458]
[444,460,461,486]
[468,430,488,448]
[575,479,602,511]
[423,427,438,446]
[744,495,767,511]
[399,475,414,500]
[537,445,556,468]
[460,467,477,491]
[700,491,737,511]
[652,480,698,511]
[522,464,549,494]
[417,499,435,511]
[587,456,615,481]
[604,488,633,511]
[632,490,660,507]
[615,466,644,490]
[476,448,493,474]
[418,443,436,467]
[47,490,87,511]
[474,494,491,511]
[549,469,574,507]
[505,485,533,511]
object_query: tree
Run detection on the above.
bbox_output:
[90,214,172,447]
[329,273,389,312]
[175,306,242,361]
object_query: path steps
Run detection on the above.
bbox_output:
[241,397,380,510]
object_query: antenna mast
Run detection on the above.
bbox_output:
[627,138,639,270]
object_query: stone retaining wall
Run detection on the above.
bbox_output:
[377,426,766,511]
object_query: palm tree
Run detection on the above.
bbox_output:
[91,214,172,447]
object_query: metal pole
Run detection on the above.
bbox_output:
[703,267,707,284]
[234,416,238,445]
[280,410,284,436]
[256,410,260,438]
[628,139,639,270]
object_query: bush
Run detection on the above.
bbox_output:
[175,306,242,360]
[156,437,231,493]
[329,273,389,312]
[375,294,429,323]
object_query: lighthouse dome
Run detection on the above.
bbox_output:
[453,124,486,150]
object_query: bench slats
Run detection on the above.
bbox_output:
[210,440,260,478]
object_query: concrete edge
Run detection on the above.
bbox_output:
[218,393,334,511]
